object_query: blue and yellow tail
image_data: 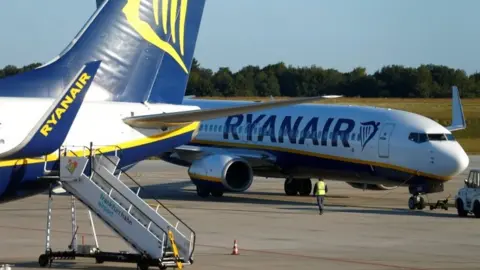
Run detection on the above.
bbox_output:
[0,61,100,160]
[0,0,206,104]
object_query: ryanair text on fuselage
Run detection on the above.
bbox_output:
[222,114,381,150]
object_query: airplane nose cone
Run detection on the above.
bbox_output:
[457,150,470,174]
[444,145,469,176]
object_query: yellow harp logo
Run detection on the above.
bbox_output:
[123,0,189,74]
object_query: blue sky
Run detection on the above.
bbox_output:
[0,0,479,74]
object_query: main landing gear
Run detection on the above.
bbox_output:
[284,178,312,196]
[408,194,426,210]
[196,185,224,198]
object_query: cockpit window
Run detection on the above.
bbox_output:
[427,133,447,141]
[446,134,456,141]
[408,132,455,143]
[408,133,428,143]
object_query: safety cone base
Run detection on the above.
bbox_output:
[231,240,239,255]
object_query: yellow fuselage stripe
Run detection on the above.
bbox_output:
[0,122,199,168]
[191,139,451,182]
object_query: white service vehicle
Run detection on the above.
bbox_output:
[455,169,480,217]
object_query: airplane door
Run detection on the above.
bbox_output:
[378,123,395,158]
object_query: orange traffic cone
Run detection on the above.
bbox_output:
[231,240,239,255]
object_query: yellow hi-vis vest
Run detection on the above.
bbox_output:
[315,181,325,196]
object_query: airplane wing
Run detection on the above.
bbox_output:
[445,86,466,132]
[162,144,278,169]
[124,95,342,129]
[0,61,101,160]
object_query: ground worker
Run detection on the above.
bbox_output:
[313,179,327,215]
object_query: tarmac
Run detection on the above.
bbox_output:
[0,156,480,270]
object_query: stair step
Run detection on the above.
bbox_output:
[55,155,194,265]
[39,176,60,180]
[45,170,60,176]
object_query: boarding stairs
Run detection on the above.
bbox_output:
[38,145,195,270]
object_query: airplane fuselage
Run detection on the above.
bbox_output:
[0,97,199,203]
[166,99,469,194]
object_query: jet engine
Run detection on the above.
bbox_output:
[188,154,253,192]
[346,182,398,191]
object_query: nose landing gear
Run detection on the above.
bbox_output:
[408,195,426,210]
[408,182,444,210]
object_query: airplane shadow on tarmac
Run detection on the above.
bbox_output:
[135,181,461,218]
[135,181,318,207]
[50,179,458,218]
[50,180,325,207]
[279,206,458,218]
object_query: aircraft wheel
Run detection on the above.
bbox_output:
[211,190,224,197]
[456,199,468,217]
[408,196,416,210]
[196,186,210,198]
[416,196,425,210]
[298,179,312,196]
[38,254,49,267]
[284,179,298,196]
[137,261,149,270]
[473,201,480,218]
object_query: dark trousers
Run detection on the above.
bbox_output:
[316,195,324,213]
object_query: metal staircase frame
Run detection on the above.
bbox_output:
[37,143,196,270]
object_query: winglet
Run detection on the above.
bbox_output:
[0,61,101,160]
[446,86,466,132]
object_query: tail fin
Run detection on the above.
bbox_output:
[446,86,466,132]
[0,61,100,160]
[0,0,206,104]
[96,0,105,8]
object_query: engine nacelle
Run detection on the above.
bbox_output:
[188,154,253,192]
[346,182,398,191]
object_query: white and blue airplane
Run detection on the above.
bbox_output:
[0,0,332,204]
[159,88,469,210]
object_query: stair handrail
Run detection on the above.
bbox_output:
[93,147,197,261]
[60,148,175,250]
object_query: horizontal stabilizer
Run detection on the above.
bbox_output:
[446,86,466,132]
[124,95,342,129]
[0,61,101,160]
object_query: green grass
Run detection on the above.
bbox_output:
[190,97,480,154]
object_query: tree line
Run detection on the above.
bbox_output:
[1,59,479,98]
